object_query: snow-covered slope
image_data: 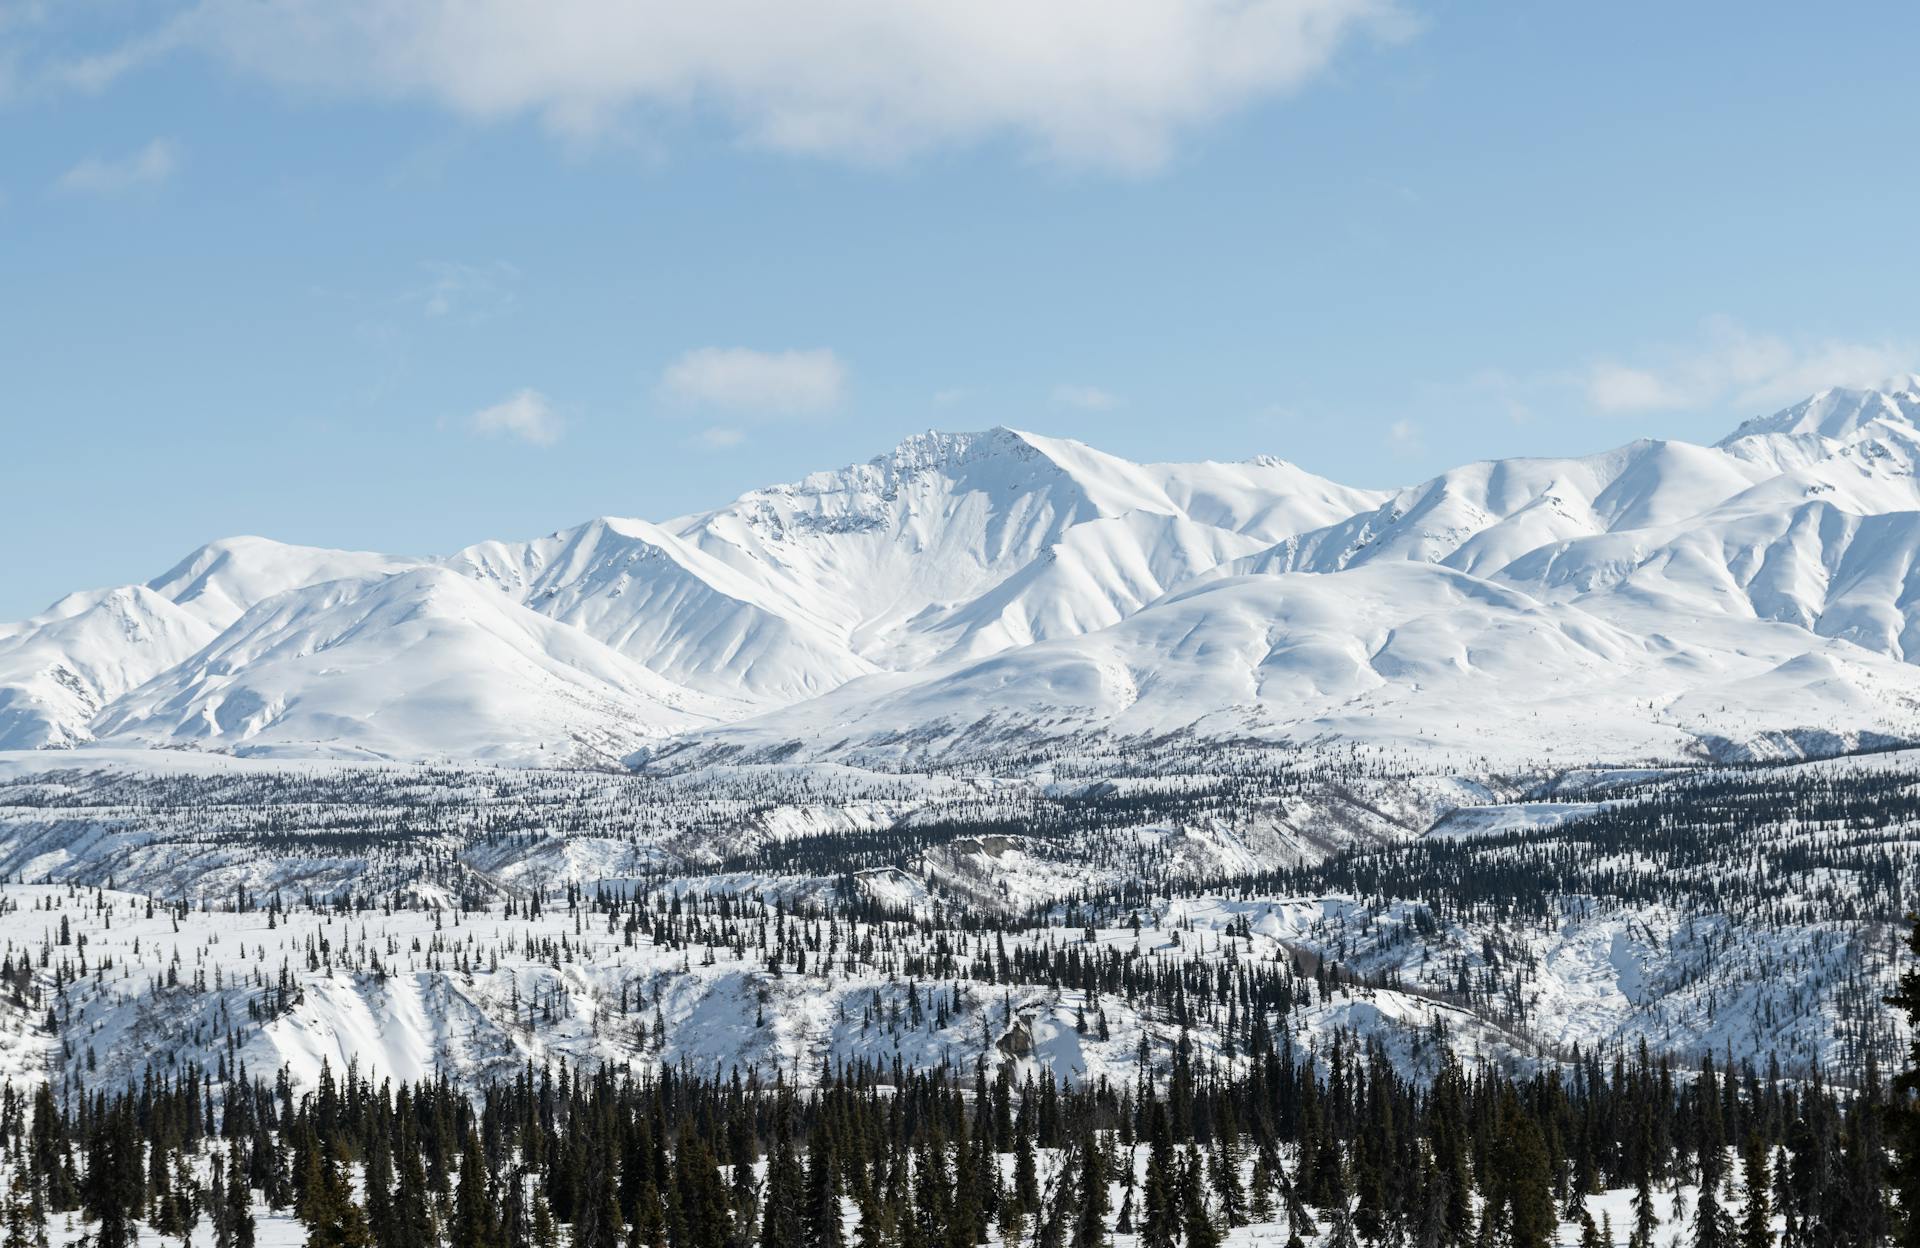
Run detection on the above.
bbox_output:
[1717,375,1920,459]
[96,567,736,764]
[659,427,1385,669]
[145,534,420,627]
[0,586,216,748]
[1239,438,1775,577]
[8,384,1920,765]
[449,516,874,702]
[659,562,1920,767]
[439,427,1382,698]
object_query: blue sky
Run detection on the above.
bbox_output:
[4,1,1920,619]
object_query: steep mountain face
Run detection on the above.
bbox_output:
[449,517,874,703]
[655,427,1383,669]
[1718,376,1920,450]
[446,427,1380,691]
[8,387,1920,766]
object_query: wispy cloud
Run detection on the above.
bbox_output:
[660,347,846,414]
[468,388,562,446]
[692,426,746,451]
[1386,418,1422,456]
[54,137,178,195]
[407,260,519,322]
[28,0,1414,172]
[1051,384,1120,411]
[1583,318,1915,415]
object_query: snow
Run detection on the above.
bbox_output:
[95,567,742,766]
[3,385,1920,765]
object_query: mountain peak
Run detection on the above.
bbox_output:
[145,536,419,629]
[869,426,1047,477]
[1717,379,1920,447]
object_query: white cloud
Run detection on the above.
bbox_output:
[1052,384,1120,411]
[57,0,1410,170]
[54,137,178,194]
[660,347,846,414]
[1386,417,1422,456]
[468,388,562,446]
[1584,318,1915,415]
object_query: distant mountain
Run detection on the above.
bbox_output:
[0,586,215,749]
[95,566,737,764]
[7,387,1920,765]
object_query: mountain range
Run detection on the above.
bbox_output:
[9,379,1920,768]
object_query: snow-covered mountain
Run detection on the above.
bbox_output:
[95,566,738,764]
[10,383,1920,766]
[0,586,215,749]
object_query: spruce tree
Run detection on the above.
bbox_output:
[1739,1135,1773,1248]
[1502,1109,1555,1248]
[227,1152,256,1248]
[302,1153,374,1248]
[762,1110,808,1248]
[1139,1103,1178,1248]
[1069,1135,1109,1248]
[453,1131,506,1248]
[1180,1146,1221,1248]
[805,1133,845,1248]
[853,1185,889,1248]
[1249,1154,1276,1224]
[1013,1129,1040,1215]
[1210,1131,1247,1229]
[1894,914,1920,1248]
[391,1117,436,1248]
[0,1169,45,1248]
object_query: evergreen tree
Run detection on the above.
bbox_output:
[1896,912,1920,1248]
[853,1185,889,1248]
[762,1110,809,1248]
[1630,1165,1660,1248]
[0,1169,46,1248]
[1249,1154,1276,1224]
[453,1131,506,1248]
[226,1149,257,1248]
[301,1152,374,1248]
[1069,1136,1109,1248]
[1739,1135,1773,1248]
[1210,1131,1247,1229]
[1139,1104,1178,1248]
[1180,1146,1221,1248]
[1013,1129,1040,1215]
[1695,1158,1733,1248]
[1502,1107,1556,1248]
[390,1117,436,1248]
[805,1133,845,1248]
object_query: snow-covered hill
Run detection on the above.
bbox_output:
[9,382,1920,764]
[657,562,1920,769]
[95,567,739,764]
[0,586,215,749]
